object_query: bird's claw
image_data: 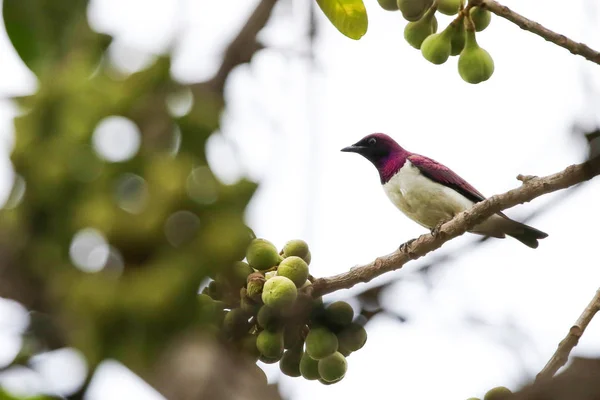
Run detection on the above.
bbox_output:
[430,221,447,237]
[399,238,416,254]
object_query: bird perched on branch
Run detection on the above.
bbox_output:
[341,133,548,248]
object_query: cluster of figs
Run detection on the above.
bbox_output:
[201,238,368,385]
[378,0,494,84]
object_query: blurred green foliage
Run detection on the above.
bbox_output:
[0,0,257,391]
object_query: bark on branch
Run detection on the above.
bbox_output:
[536,288,600,382]
[477,0,600,65]
[310,159,600,298]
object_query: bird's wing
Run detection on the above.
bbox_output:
[408,154,487,204]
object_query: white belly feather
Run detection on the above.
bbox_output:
[382,160,474,229]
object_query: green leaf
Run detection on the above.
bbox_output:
[316,0,368,40]
[2,0,94,75]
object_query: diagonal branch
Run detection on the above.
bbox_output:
[536,288,600,382]
[201,0,279,95]
[477,0,600,65]
[310,159,600,298]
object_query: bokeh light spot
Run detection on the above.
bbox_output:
[92,116,141,162]
[69,228,110,273]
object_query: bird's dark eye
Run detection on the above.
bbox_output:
[368,137,377,145]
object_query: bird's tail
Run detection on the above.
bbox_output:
[506,222,548,249]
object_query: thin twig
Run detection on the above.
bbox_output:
[198,0,279,95]
[478,0,600,65]
[309,159,600,297]
[536,288,600,382]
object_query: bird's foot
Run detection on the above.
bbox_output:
[399,238,416,254]
[430,221,447,237]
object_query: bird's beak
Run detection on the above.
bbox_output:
[340,144,364,153]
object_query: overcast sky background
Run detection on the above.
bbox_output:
[1,0,600,399]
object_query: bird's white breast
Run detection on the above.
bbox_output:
[382,160,474,229]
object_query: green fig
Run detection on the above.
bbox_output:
[484,387,512,400]
[277,256,309,288]
[282,239,310,260]
[223,308,251,338]
[436,0,461,15]
[377,0,399,11]
[397,0,434,21]
[450,18,467,56]
[324,301,354,328]
[261,276,297,310]
[279,346,303,377]
[246,238,282,271]
[318,352,347,383]
[257,305,281,330]
[404,6,438,49]
[240,334,260,360]
[420,24,453,64]
[458,28,494,83]
[299,352,321,380]
[305,327,338,360]
[470,6,491,31]
[337,323,367,353]
[256,329,284,359]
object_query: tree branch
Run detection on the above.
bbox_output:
[536,288,600,382]
[310,159,600,298]
[478,0,600,65]
[201,0,279,95]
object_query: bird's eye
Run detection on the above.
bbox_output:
[368,138,377,145]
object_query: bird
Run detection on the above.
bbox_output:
[341,133,548,248]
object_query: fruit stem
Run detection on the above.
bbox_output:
[464,26,478,50]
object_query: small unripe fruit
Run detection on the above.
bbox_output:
[246,272,265,302]
[420,26,453,64]
[319,377,342,385]
[470,7,491,32]
[318,352,347,383]
[404,7,437,49]
[262,276,297,310]
[397,0,433,22]
[299,352,321,380]
[279,346,303,377]
[306,327,338,360]
[229,261,253,288]
[246,239,282,271]
[277,256,309,288]
[450,19,467,56]
[484,387,512,400]
[223,308,250,338]
[259,355,281,364]
[325,301,354,328]
[377,0,399,11]
[337,323,367,353]
[458,29,494,84]
[197,294,217,323]
[240,334,260,360]
[304,250,311,266]
[256,329,284,359]
[257,306,281,330]
[282,239,309,259]
[436,0,461,15]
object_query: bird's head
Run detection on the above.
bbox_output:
[341,133,409,183]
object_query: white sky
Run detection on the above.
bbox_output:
[1,0,600,399]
